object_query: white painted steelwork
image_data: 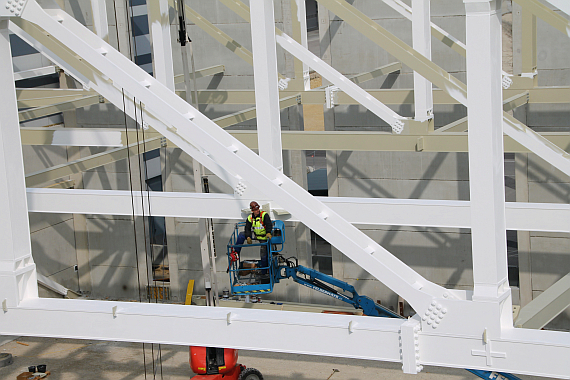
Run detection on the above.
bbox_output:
[250,0,284,171]
[412,0,433,122]
[25,189,570,234]
[0,0,569,379]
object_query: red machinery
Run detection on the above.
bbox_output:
[190,346,263,380]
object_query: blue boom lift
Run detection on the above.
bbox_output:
[227,220,521,380]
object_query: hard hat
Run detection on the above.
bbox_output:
[250,201,260,211]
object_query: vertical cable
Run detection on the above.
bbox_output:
[122,89,147,379]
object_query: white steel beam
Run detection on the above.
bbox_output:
[2,299,570,378]
[250,0,283,171]
[13,65,56,80]
[465,0,512,320]
[515,273,570,329]
[291,0,310,90]
[26,189,570,234]
[0,18,38,307]
[148,0,175,91]
[90,0,108,42]
[412,0,433,122]
[275,32,407,134]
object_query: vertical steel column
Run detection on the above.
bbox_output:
[148,0,175,91]
[91,0,109,42]
[521,6,537,85]
[250,0,284,172]
[0,19,38,307]
[291,0,311,90]
[412,0,433,122]
[464,0,511,312]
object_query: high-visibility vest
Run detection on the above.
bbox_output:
[248,211,268,240]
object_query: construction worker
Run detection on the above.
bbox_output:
[233,201,272,272]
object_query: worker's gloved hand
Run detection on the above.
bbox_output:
[246,237,252,244]
[266,233,272,240]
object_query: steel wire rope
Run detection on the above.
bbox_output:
[132,97,159,380]
[121,89,148,379]
[122,0,162,376]
[136,99,164,380]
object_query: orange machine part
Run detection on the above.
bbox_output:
[189,346,239,375]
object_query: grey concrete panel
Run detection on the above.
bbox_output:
[82,170,142,191]
[336,151,469,181]
[527,153,570,184]
[75,103,128,127]
[28,213,74,234]
[527,182,570,203]
[342,229,473,285]
[22,145,68,175]
[31,218,77,277]
[90,265,143,299]
[63,0,92,27]
[526,103,570,128]
[338,177,469,200]
[529,236,570,290]
[538,68,570,87]
[173,221,204,269]
[171,173,197,192]
[537,18,570,71]
[78,147,151,175]
[87,217,141,267]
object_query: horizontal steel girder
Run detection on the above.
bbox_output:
[26,189,570,234]
[16,87,570,106]
[19,128,570,153]
[1,298,570,379]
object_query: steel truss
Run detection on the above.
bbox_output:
[1,0,569,379]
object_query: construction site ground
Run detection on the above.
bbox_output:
[0,335,542,380]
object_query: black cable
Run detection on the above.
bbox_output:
[139,101,164,380]
[122,89,147,379]
[132,97,157,380]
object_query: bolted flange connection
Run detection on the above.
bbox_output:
[1,0,27,17]
[422,299,447,329]
[400,318,423,374]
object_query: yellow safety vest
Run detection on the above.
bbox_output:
[248,211,268,240]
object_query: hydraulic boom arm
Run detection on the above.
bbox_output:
[276,263,401,319]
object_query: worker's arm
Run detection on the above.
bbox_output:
[263,213,272,236]
[244,217,252,237]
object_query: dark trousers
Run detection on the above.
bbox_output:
[235,232,268,270]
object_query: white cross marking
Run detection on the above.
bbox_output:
[471,339,507,366]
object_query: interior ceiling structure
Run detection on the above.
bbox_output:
[0,0,569,378]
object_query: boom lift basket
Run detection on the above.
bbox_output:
[227,220,286,295]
